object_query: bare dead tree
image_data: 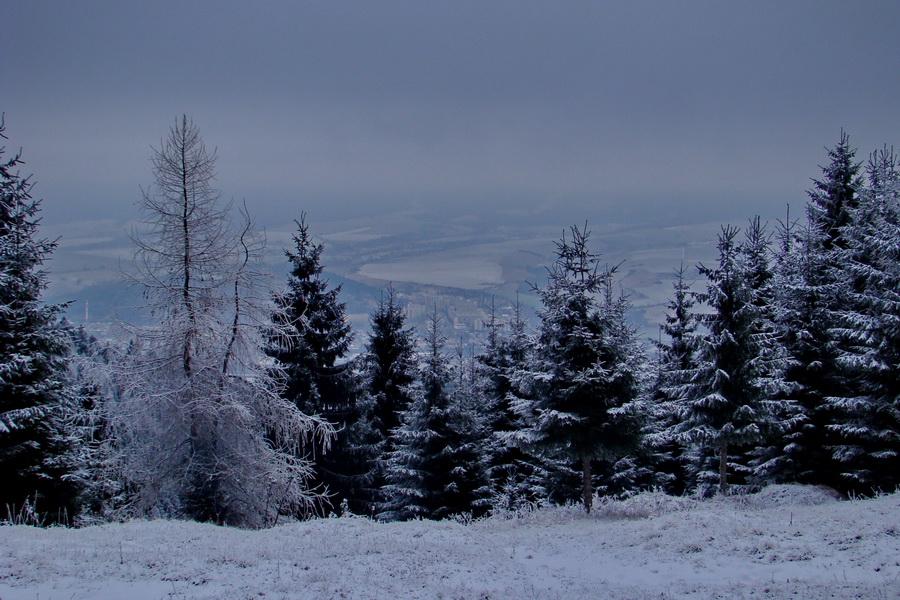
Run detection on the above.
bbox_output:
[109,116,331,527]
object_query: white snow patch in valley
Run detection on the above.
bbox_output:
[1,486,898,600]
[319,228,388,243]
[357,257,504,289]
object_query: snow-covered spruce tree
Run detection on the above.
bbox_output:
[739,217,798,485]
[807,131,864,252]
[115,117,330,527]
[504,224,644,512]
[763,214,844,487]
[676,224,788,496]
[778,133,869,492]
[656,265,699,380]
[56,322,124,523]
[479,297,547,511]
[359,285,418,509]
[364,285,417,453]
[0,118,77,524]
[380,309,491,520]
[740,218,776,318]
[827,147,900,494]
[757,136,864,491]
[644,263,700,496]
[598,281,652,497]
[447,339,494,517]
[266,215,362,515]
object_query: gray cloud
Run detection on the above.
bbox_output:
[5,1,900,228]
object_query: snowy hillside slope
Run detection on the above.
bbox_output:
[1,486,898,600]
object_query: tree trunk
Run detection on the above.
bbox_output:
[180,131,195,379]
[718,443,728,496]
[582,454,592,513]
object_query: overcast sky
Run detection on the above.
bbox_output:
[5,1,900,230]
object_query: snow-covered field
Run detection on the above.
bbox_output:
[1,486,898,600]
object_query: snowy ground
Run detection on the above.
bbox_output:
[1,486,898,600]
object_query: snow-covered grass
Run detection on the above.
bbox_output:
[1,485,898,600]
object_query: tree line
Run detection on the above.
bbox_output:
[1,118,897,527]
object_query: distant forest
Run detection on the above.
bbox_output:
[2,116,898,527]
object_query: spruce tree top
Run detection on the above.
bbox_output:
[268,214,353,414]
[656,263,697,374]
[521,224,642,462]
[364,285,417,437]
[278,214,352,365]
[807,131,863,250]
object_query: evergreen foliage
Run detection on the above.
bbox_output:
[364,285,417,450]
[359,285,418,512]
[764,215,842,487]
[827,148,900,493]
[56,323,123,523]
[505,224,644,512]
[0,118,76,524]
[11,122,900,524]
[381,310,491,520]
[269,215,353,415]
[807,131,864,251]
[266,215,361,515]
[479,298,547,511]
[645,264,699,495]
[676,225,788,496]
[446,340,494,516]
[739,218,797,484]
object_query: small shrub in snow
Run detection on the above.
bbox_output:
[740,484,844,509]
[612,491,700,517]
[1,495,42,526]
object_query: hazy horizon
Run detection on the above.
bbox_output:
[6,1,900,340]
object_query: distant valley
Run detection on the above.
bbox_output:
[43,208,727,351]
